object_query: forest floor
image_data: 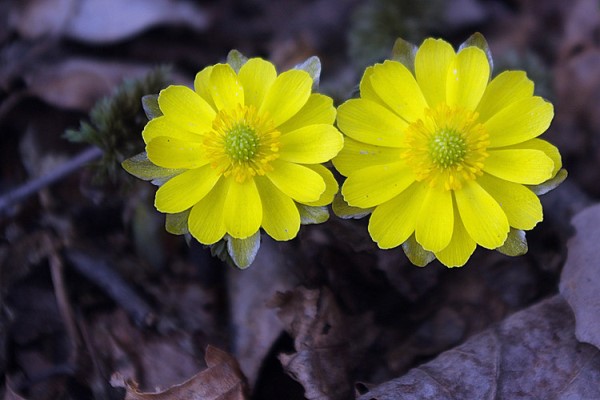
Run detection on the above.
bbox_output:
[1,0,600,399]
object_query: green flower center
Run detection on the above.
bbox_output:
[225,124,259,161]
[203,105,280,183]
[429,129,467,168]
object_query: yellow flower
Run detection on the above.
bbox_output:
[126,56,343,248]
[333,37,563,267]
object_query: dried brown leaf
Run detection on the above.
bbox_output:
[560,203,600,349]
[10,0,210,43]
[357,296,600,400]
[273,287,374,400]
[111,345,249,400]
[227,236,298,386]
[24,59,151,111]
[4,376,28,400]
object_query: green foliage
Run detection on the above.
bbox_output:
[64,66,172,181]
[348,0,444,69]
[210,233,261,269]
[497,229,528,257]
[402,234,435,267]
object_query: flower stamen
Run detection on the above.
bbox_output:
[403,103,489,191]
[203,105,280,183]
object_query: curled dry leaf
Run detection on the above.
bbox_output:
[111,345,249,400]
[273,287,374,400]
[560,203,600,349]
[357,296,600,400]
[10,0,210,43]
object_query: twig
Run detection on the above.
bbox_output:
[64,249,156,328]
[0,146,103,216]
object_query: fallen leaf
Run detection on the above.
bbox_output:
[273,287,374,400]
[24,59,151,111]
[111,345,249,400]
[227,236,298,387]
[10,0,210,43]
[357,296,600,400]
[4,377,28,400]
[560,203,600,349]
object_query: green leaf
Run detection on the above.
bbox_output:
[294,56,322,88]
[459,32,493,77]
[402,234,435,267]
[121,152,183,185]
[529,168,567,196]
[391,37,418,74]
[496,228,528,257]
[227,232,261,269]
[298,205,329,225]
[142,94,162,120]
[332,193,372,219]
[165,209,190,235]
[227,49,249,73]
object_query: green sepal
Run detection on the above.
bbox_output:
[402,234,435,267]
[298,204,329,225]
[226,49,249,73]
[496,228,528,257]
[459,32,493,77]
[165,209,190,235]
[142,94,162,120]
[294,56,322,89]
[332,193,372,219]
[391,37,418,74]
[528,168,567,196]
[121,152,183,186]
[227,232,261,269]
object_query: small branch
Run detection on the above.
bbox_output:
[0,146,103,215]
[64,249,156,328]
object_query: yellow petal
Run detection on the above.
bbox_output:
[260,69,312,127]
[155,165,221,213]
[266,160,325,203]
[188,178,228,244]
[359,66,385,106]
[501,138,562,176]
[455,180,509,249]
[368,182,428,249]
[446,46,489,110]
[194,65,217,110]
[301,164,338,207]
[277,94,336,133]
[435,202,476,267]
[337,99,408,148]
[279,124,343,164]
[255,176,300,241]
[224,178,262,239]
[158,85,215,134]
[238,58,277,108]
[477,173,542,230]
[342,161,415,208]
[415,38,456,108]
[209,63,244,111]
[485,96,554,148]
[142,116,202,144]
[369,60,428,123]
[415,187,453,252]
[484,149,554,184]
[146,136,208,169]
[332,136,404,176]
[476,71,534,122]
